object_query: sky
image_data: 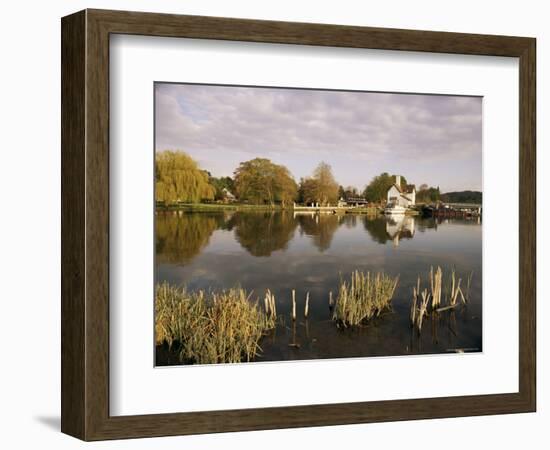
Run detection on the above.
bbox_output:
[155,83,482,193]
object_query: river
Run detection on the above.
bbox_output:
[155,210,482,364]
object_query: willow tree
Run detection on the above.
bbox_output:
[233,158,297,207]
[155,150,215,204]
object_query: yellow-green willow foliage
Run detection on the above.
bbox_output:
[156,212,220,264]
[155,150,215,203]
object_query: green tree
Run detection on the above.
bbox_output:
[274,165,299,207]
[209,176,236,201]
[233,158,297,206]
[299,163,340,205]
[155,150,215,204]
[312,162,340,206]
[343,186,359,200]
[338,185,345,200]
[298,177,318,204]
[363,173,408,203]
[416,186,441,203]
[440,190,481,203]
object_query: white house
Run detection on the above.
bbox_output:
[221,188,236,202]
[386,175,416,207]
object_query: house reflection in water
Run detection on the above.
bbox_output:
[385,215,415,247]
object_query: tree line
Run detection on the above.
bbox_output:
[156,150,341,206]
[155,150,444,206]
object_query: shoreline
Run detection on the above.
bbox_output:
[155,202,391,215]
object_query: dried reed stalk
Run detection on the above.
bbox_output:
[292,289,296,321]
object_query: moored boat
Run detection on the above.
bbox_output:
[384,203,406,215]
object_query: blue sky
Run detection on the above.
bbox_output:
[155,83,482,193]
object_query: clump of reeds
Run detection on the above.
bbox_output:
[332,270,399,327]
[155,282,276,365]
[410,267,471,333]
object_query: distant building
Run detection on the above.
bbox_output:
[387,175,416,207]
[338,197,368,207]
[222,188,236,202]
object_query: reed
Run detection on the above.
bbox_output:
[410,276,420,326]
[411,268,470,332]
[292,289,296,321]
[448,269,466,306]
[429,266,443,309]
[333,270,399,327]
[304,292,310,319]
[417,288,431,332]
[264,289,277,319]
[465,271,474,302]
[155,282,276,364]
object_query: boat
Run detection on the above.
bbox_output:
[384,203,406,215]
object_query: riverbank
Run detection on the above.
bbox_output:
[156,202,386,215]
[156,203,286,212]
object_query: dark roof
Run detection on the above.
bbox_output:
[389,183,415,194]
[390,183,402,193]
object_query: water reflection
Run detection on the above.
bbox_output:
[385,215,415,247]
[155,211,220,264]
[296,214,340,252]
[362,215,416,247]
[156,210,482,363]
[156,212,484,262]
[232,211,297,257]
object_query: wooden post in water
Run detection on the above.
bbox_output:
[304,292,310,318]
[292,289,296,321]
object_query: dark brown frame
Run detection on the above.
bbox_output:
[61,9,536,441]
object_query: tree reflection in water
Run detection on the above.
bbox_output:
[155,211,222,264]
[232,211,298,257]
[297,213,341,252]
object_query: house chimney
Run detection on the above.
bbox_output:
[395,175,401,187]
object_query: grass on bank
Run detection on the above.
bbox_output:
[155,283,276,364]
[333,270,399,327]
[156,203,387,215]
[156,202,286,212]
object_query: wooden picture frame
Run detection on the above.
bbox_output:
[61,9,536,441]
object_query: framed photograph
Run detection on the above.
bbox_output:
[61,9,536,440]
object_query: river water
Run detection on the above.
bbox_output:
[155,210,482,365]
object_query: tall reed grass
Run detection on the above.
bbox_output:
[333,270,399,327]
[155,282,276,364]
[410,267,471,333]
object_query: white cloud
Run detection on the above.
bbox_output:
[155,83,482,192]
